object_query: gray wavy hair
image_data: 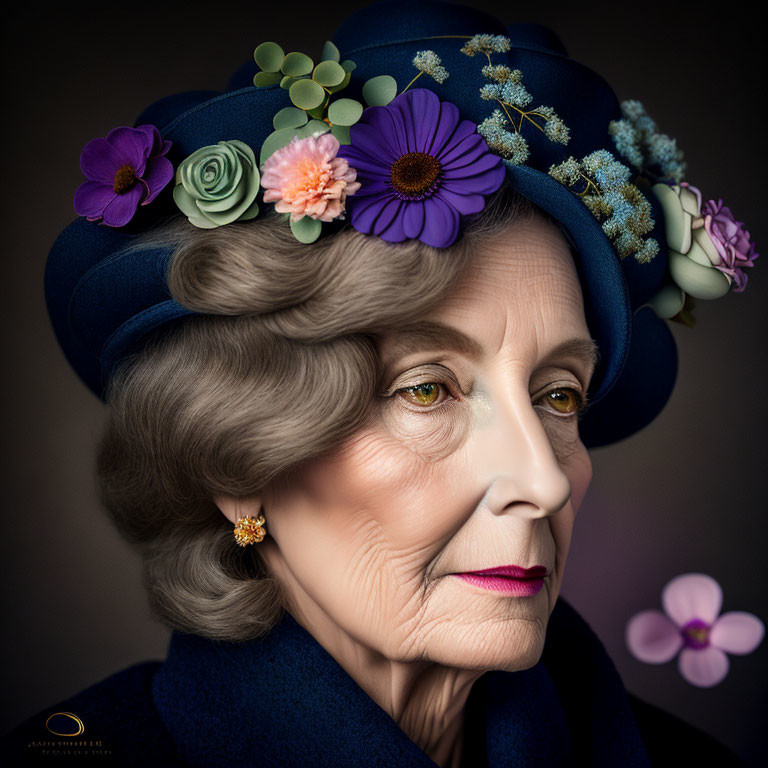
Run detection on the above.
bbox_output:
[96,183,539,642]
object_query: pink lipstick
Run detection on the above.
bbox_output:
[453,564,547,597]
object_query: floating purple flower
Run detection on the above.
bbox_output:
[74,125,173,227]
[336,88,505,248]
[626,573,764,687]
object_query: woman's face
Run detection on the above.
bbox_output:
[255,213,597,672]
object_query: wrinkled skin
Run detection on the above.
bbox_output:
[216,214,597,768]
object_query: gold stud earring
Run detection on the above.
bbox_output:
[233,511,267,546]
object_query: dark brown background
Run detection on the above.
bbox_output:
[2,1,766,764]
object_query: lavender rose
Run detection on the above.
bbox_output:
[701,198,759,292]
[651,182,758,302]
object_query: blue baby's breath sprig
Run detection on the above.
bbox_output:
[609,100,686,183]
[501,81,532,108]
[480,64,516,82]
[460,34,511,57]
[543,114,570,144]
[410,50,449,85]
[480,83,503,101]
[608,118,643,169]
[549,150,659,263]
[466,40,570,165]
[478,110,530,165]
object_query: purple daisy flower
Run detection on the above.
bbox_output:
[337,88,505,248]
[73,125,173,227]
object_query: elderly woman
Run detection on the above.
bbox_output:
[2,1,758,766]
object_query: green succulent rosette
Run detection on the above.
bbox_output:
[173,140,261,229]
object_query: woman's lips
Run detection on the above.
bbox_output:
[452,564,548,597]
[466,565,547,579]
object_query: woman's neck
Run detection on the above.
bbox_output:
[267,551,483,768]
[298,601,481,768]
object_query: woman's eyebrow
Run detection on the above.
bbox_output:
[540,338,600,373]
[385,321,485,360]
[384,324,599,377]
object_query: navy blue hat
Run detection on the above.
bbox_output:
[45,0,680,448]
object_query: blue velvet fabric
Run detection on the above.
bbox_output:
[44,0,678,447]
[2,597,653,766]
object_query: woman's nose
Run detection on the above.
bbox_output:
[467,382,572,518]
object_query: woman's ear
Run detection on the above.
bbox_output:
[213,495,263,526]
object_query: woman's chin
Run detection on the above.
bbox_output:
[408,611,550,673]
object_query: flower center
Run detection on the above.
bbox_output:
[202,162,219,184]
[283,158,333,200]
[390,152,441,199]
[113,164,137,194]
[681,618,711,649]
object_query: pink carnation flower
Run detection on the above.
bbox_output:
[626,573,764,687]
[261,133,361,223]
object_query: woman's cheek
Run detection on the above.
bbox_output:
[530,408,592,515]
[557,433,592,513]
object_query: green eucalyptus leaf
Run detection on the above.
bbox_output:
[327,70,352,94]
[330,123,351,145]
[340,60,357,73]
[273,106,309,130]
[281,52,314,77]
[298,120,331,138]
[306,104,326,120]
[253,71,283,87]
[321,40,341,62]
[280,75,310,89]
[254,42,285,73]
[259,128,300,167]
[313,60,345,87]
[362,75,398,106]
[327,98,363,127]
[290,215,322,244]
[289,79,326,110]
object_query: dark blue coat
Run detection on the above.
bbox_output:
[2,597,746,766]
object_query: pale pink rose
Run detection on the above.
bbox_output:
[261,133,361,223]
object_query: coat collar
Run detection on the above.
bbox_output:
[152,597,650,767]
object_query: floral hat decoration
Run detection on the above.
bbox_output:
[48,0,758,449]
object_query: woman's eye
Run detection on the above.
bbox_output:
[396,382,449,408]
[393,382,586,417]
[537,387,584,416]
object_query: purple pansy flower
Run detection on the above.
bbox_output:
[626,573,764,687]
[74,125,173,227]
[336,88,505,248]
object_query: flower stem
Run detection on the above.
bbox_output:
[521,112,546,132]
[576,173,600,198]
[497,101,518,133]
[495,99,548,137]
[400,71,424,94]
